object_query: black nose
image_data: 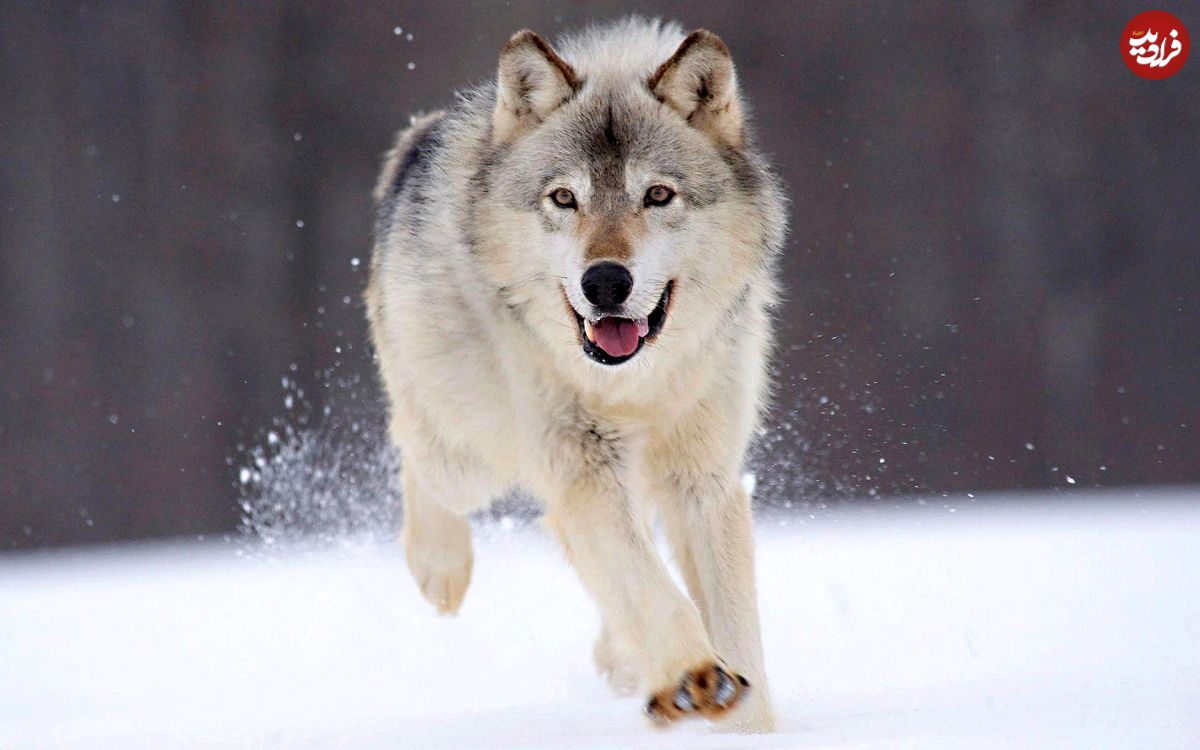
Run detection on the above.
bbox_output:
[581,262,633,308]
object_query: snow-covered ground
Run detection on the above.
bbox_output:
[2,490,1198,749]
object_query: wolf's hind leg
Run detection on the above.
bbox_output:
[402,466,474,615]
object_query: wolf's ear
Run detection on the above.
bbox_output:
[492,30,579,143]
[649,30,743,148]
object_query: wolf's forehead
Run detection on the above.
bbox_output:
[557,100,682,189]
[578,104,628,196]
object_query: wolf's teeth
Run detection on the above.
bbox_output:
[635,318,650,337]
[583,319,595,342]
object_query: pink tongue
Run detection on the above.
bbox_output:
[592,318,641,357]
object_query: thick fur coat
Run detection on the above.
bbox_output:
[366,17,786,732]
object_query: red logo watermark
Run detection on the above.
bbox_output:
[1122,10,1189,79]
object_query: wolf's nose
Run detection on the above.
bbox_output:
[581,262,633,308]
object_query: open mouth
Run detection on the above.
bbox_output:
[571,281,673,366]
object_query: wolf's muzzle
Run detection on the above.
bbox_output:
[571,280,674,366]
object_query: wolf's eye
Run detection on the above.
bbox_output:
[644,185,675,207]
[550,188,577,209]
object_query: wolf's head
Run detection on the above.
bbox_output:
[471,19,784,375]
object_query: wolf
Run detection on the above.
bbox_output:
[365,17,786,732]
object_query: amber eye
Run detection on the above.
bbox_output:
[644,185,675,207]
[550,188,577,209]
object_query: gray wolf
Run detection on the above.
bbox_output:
[366,16,786,732]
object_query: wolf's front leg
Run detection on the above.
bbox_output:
[647,409,776,733]
[543,474,751,726]
[658,482,775,732]
[402,466,474,615]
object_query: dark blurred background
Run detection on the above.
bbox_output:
[2,1,1198,550]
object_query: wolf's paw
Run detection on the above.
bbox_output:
[404,515,473,615]
[593,628,638,696]
[406,537,472,615]
[644,662,750,727]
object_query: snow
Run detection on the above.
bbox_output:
[3,491,1199,749]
